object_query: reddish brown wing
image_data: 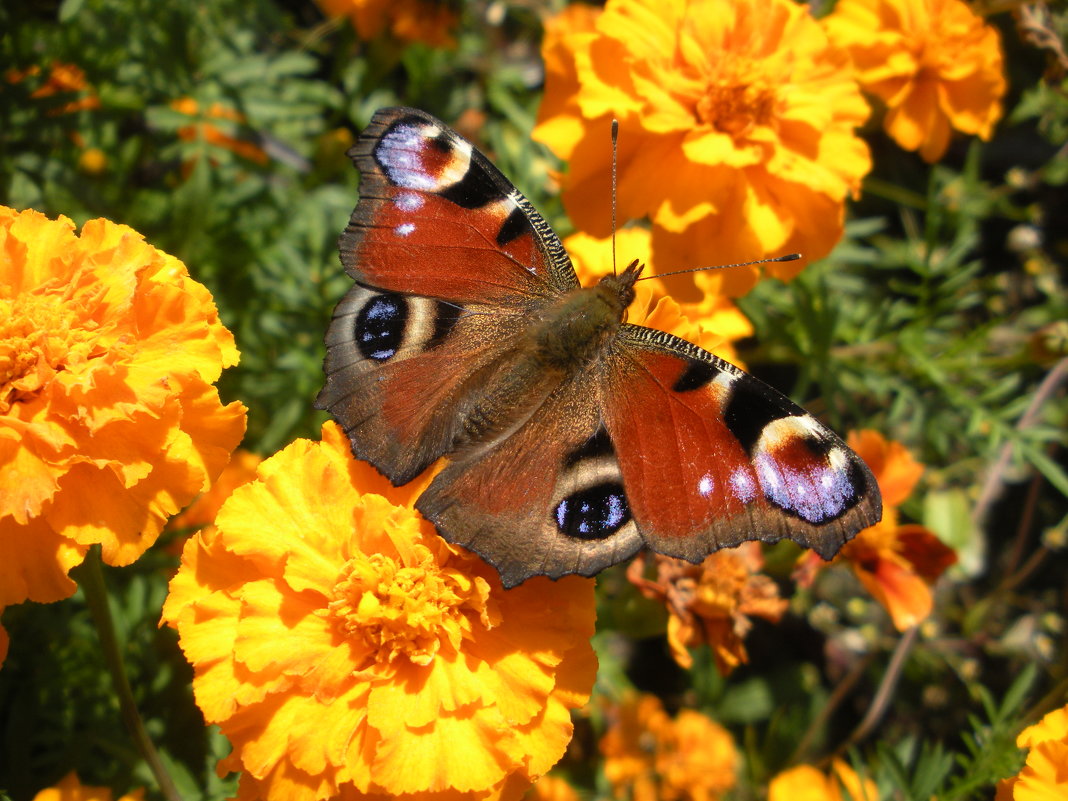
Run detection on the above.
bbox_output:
[416,371,644,588]
[341,107,578,304]
[318,107,580,484]
[601,325,882,561]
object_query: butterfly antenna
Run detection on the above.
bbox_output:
[634,253,802,282]
[611,119,619,276]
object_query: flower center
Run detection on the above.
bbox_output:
[0,291,99,413]
[695,59,777,136]
[327,547,495,668]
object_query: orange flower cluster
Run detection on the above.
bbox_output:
[564,228,753,367]
[31,773,143,801]
[5,61,100,115]
[601,693,737,801]
[797,430,956,630]
[997,705,1068,801]
[317,0,458,47]
[628,543,788,674]
[171,97,269,166]
[534,0,871,296]
[163,423,597,801]
[825,0,1006,162]
[769,759,877,801]
[0,207,245,651]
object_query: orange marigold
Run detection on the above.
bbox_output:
[824,0,1006,162]
[796,430,955,630]
[317,0,458,47]
[162,422,598,801]
[171,97,269,166]
[769,759,877,801]
[628,543,788,673]
[563,228,753,367]
[601,693,736,801]
[31,772,144,801]
[997,705,1068,801]
[534,0,871,296]
[0,207,245,610]
[7,61,100,115]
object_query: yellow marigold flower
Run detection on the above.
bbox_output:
[534,0,871,296]
[998,705,1068,801]
[0,207,245,610]
[168,449,262,534]
[601,693,737,801]
[796,430,955,630]
[162,422,597,801]
[32,772,144,801]
[563,228,753,367]
[628,543,788,673]
[769,759,877,801]
[317,0,458,47]
[824,0,1006,163]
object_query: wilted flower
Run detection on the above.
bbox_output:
[534,0,871,295]
[162,423,598,801]
[628,543,788,673]
[796,430,956,630]
[0,207,245,618]
[825,0,1006,162]
[317,0,458,47]
[601,693,737,801]
[997,705,1068,801]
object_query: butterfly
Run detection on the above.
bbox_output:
[316,107,882,588]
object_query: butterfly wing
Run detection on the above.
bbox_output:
[601,325,882,561]
[339,107,578,303]
[416,370,644,588]
[317,108,580,484]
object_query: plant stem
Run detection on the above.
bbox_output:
[79,547,183,801]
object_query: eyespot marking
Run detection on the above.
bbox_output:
[355,293,408,362]
[554,482,631,540]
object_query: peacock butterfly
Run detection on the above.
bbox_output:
[316,107,882,588]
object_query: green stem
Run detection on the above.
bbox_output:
[78,547,183,801]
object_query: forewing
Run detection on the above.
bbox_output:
[342,107,579,304]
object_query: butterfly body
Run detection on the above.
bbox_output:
[317,107,882,588]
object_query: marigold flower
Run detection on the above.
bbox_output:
[628,543,788,673]
[168,449,262,535]
[32,772,144,801]
[162,422,597,801]
[6,61,100,115]
[317,0,458,47]
[564,228,753,367]
[824,0,1006,162]
[769,759,877,801]
[601,693,736,801]
[796,430,955,630]
[0,207,245,613]
[997,705,1068,801]
[527,774,582,801]
[171,98,269,166]
[534,0,871,296]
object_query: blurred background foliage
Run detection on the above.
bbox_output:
[1,0,1066,800]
